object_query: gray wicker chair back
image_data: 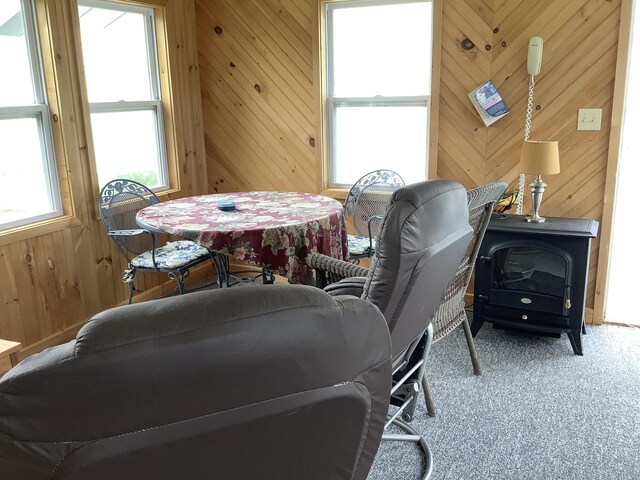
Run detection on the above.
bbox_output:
[422,180,508,417]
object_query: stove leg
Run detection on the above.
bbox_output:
[567,332,583,356]
[470,317,484,337]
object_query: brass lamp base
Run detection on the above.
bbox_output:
[525,175,547,223]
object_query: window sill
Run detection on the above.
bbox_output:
[0,215,83,247]
[320,188,348,202]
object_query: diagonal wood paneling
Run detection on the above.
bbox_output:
[438,0,621,314]
[196,0,622,318]
[196,0,317,194]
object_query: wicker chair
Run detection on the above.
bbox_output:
[422,181,507,416]
[344,170,405,260]
[309,181,507,418]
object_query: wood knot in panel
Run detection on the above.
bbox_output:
[460,37,475,51]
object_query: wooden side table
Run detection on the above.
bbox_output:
[0,339,21,373]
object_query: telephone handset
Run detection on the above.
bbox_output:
[516,37,544,214]
[527,37,543,76]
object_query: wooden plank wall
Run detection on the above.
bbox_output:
[195,0,622,319]
[195,0,318,194]
[0,0,208,366]
[0,0,623,367]
[439,0,620,317]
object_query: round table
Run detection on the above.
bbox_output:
[136,191,348,285]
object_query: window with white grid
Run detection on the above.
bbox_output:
[324,0,433,188]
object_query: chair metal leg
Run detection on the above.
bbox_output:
[213,254,231,288]
[177,272,185,294]
[462,316,482,375]
[381,419,433,480]
[262,268,275,284]
[382,324,434,478]
[421,373,437,417]
[128,277,136,304]
[168,271,186,295]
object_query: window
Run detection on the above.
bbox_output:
[324,0,432,188]
[78,0,168,191]
[0,0,61,231]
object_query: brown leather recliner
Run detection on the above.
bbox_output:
[0,285,392,480]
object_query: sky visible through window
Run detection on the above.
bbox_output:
[0,0,54,228]
[329,1,432,187]
[79,4,165,190]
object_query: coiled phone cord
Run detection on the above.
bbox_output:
[516,75,535,214]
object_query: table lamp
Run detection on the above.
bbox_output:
[519,140,560,223]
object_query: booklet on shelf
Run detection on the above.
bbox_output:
[468,80,509,126]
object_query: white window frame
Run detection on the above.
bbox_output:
[78,0,168,192]
[0,0,61,231]
[324,0,432,189]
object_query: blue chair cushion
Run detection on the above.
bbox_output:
[131,241,210,270]
[347,234,375,257]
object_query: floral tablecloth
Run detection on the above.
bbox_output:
[136,191,348,285]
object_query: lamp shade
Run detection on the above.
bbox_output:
[519,140,560,175]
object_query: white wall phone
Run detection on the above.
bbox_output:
[527,37,543,76]
[516,37,544,214]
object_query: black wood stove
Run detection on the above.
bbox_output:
[471,214,599,355]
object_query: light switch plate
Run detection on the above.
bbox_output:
[577,108,602,131]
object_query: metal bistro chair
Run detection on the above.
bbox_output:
[422,181,507,417]
[344,170,405,261]
[98,179,216,304]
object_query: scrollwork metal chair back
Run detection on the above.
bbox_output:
[99,180,160,261]
[344,170,405,260]
[98,179,214,304]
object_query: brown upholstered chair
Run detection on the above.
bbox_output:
[422,181,507,417]
[0,285,392,480]
[308,179,473,479]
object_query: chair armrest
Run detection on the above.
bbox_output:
[324,277,368,298]
[306,253,370,289]
[108,229,147,236]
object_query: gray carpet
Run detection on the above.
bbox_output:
[368,323,640,480]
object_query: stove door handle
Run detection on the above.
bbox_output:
[565,284,572,310]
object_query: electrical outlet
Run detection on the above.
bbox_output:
[577,109,602,131]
